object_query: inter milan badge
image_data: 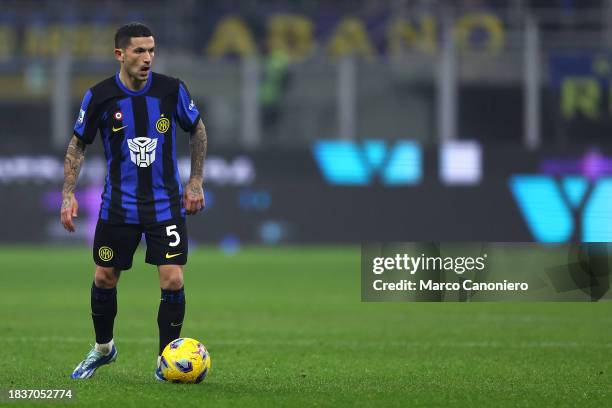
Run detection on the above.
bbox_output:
[98,246,114,261]
[156,114,170,133]
[114,111,123,120]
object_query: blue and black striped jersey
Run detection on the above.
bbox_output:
[74,72,201,225]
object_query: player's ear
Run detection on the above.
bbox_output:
[114,48,124,63]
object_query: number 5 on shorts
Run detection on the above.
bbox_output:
[166,225,180,247]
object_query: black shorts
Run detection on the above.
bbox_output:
[93,218,188,270]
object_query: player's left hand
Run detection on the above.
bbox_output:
[184,177,205,215]
[60,193,79,232]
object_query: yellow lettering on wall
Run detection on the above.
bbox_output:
[24,24,116,57]
[0,26,16,59]
[455,13,504,54]
[266,14,313,60]
[90,26,115,57]
[71,26,93,57]
[327,17,374,59]
[562,77,600,119]
[387,16,436,55]
[24,25,58,57]
[206,16,256,58]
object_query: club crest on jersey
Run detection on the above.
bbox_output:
[156,114,170,133]
[127,137,158,167]
[114,111,123,120]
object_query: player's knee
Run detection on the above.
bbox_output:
[159,267,184,290]
[161,275,184,290]
[94,266,120,288]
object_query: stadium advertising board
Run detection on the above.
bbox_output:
[2,142,612,244]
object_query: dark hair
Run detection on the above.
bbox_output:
[114,22,153,49]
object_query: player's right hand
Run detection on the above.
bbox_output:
[60,193,79,232]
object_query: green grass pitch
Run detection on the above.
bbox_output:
[0,246,611,407]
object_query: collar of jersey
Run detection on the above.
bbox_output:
[115,72,152,96]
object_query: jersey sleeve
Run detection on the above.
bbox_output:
[73,89,100,144]
[176,81,201,132]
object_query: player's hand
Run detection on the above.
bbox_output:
[60,193,79,232]
[184,177,205,215]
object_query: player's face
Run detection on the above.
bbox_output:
[118,36,155,82]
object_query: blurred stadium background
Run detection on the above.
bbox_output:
[2,0,612,245]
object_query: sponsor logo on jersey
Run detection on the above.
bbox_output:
[127,137,158,167]
[77,109,85,124]
[114,111,123,120]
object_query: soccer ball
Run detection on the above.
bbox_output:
[160,338,211,384]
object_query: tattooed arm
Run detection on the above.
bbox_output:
[60,135,87,232]
[184,118,207,215]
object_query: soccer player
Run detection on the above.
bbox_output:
[60,23,207,380]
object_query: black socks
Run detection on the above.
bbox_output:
[91,283,186,355]
[91,283,117,344]
[157,287,186,355]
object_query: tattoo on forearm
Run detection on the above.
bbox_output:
[61,135,86,208]
[189,119,207,183]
